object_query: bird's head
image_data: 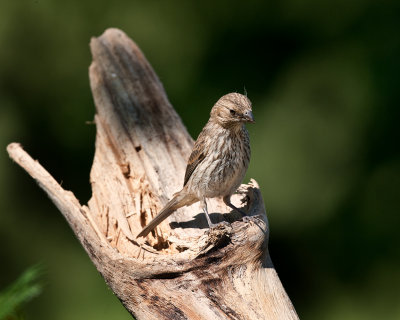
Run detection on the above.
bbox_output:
[210,93,255,128]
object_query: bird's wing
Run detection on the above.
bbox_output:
[183,132,208,186]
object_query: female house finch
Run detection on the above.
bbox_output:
[137,93,254,238]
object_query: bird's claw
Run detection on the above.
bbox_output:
[217,221,231,227]
[207,221,230,232]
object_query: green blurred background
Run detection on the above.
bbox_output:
[1,0,399,319]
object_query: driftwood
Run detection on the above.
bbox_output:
[7,28,299,320]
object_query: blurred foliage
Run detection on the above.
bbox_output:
[0,265,42,320]
[0,0,399,319]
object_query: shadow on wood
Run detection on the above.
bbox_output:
[7,28,298,320]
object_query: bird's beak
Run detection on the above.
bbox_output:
[244,110,255,123]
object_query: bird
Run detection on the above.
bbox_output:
[137,92,254,238]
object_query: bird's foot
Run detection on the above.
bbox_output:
[206,221,230,233]
[210,221,230,228]
[216,220,231,227]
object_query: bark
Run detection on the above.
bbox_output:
[7,28,299,320]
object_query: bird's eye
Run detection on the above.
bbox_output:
[230,109,236,116]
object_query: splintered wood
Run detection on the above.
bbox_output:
[7,28,299,319]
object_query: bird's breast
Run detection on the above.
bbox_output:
[187,126,250,198]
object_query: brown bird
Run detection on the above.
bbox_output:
[137,92,254,238]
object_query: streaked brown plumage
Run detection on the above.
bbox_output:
[137,92,254,238]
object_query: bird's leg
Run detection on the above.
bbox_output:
[200,198,216,228]
[223,195,247,217]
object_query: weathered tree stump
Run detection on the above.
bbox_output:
[7,28,299,320]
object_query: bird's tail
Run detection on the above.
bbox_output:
[136,191,195,238]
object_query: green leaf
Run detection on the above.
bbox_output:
[0,265,43,320]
